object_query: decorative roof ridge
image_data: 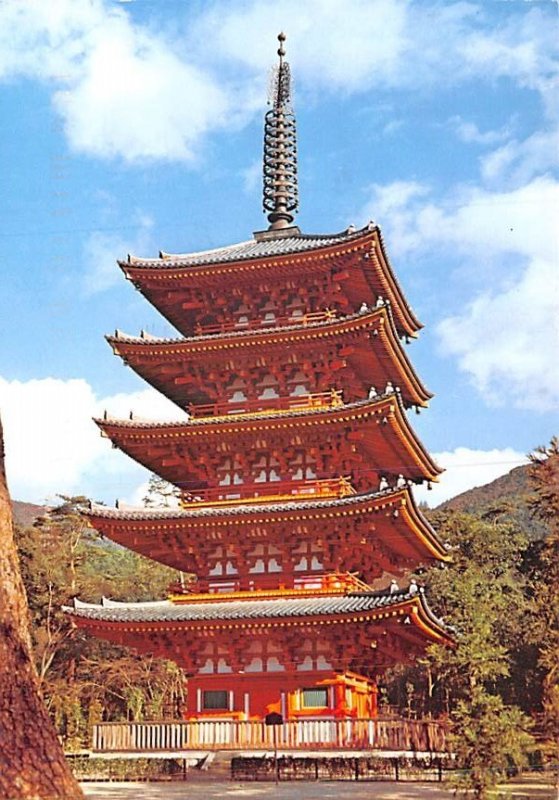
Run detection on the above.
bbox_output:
[73,597,172,610]
[120,223,376,269]
[373,226,423,331]
[65,585,415,614]
[83,485,405,518]
[97,391,401,430]
[106,306,388,347]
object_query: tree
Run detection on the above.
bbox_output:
[0,416,83,798]
[15,493,185,749]
[424,513,535,799]
[382,510,535,798]
[450,687,533,800]
[529,438,559,788]
[142,472,181,508]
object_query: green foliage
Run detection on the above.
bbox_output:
[424,512,530,697]
[142,473,181,508]
[529,438,559,748]
[449,687,533,799]
[14,495,185,749]
[383,510,536,791]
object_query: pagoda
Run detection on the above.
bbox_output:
[67,35,450,726]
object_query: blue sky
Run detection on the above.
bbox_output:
[0,0,557,507]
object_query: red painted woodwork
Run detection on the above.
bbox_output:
[108,308,431,412]
[85,485,447,585]
[121,226,422,339]
[96,396,441,497]
[72,218,449,726]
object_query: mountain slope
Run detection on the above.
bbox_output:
[436,464,547,540]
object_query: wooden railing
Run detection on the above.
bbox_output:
[189,389,343,420]
[180,476,355,509]
[92,717,449,754]
[195,309,337,336]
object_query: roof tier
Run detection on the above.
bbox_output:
[84,487,449,579]
[108,307,432,411]
[65,587,451,673]
[96,395,442,492]
[121,225,422,339]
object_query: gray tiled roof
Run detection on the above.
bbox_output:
[98,394,398,430]
[65,587,433,625]
[84,486,415,521]
[122,225,375,269]
[108,308,386,348]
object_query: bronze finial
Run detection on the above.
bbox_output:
[263,32,299,231]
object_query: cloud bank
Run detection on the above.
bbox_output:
[0,375,185,503]
[362,176,559,412]
[415,447,528,508]
[0,0,556,163]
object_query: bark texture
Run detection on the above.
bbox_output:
[0,416,83,799]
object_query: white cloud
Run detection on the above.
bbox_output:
[415,447,528,507]
[241,159,261,195]
[0,375,185,504]
[361,176,559,410]
[191,0,408,91]
[438,257,559,412]
[481,128,559,185]
[53,26,230,162]
[192,0,558,98]
[365,175,558,263]
[82,212,154,294]
[447,115,513,146]
[0,0,231,162]
[0,1,556,163]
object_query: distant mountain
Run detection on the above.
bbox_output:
[12,500,48,527]
[436,464,548,541]
[10,463,547,538]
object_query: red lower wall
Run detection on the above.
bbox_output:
[186,670,377,720]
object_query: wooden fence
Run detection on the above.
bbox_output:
[92,717,449,754]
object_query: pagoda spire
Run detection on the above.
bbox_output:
[263,32,299,231]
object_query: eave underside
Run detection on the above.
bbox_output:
[96,397,441,491]
[108,309,432,410]
[84,488,449,577]
[66,591,450,674]
[121,227,421,339]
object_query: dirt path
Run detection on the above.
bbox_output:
[82,774,556,800]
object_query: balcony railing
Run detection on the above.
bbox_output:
[189,390,343,420]
[195,309,337,336]
[180,476,355,509]
[92,717,449,754]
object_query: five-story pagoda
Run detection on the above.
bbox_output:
[67,35,450,725]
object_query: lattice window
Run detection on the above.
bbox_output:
[289,450,317,480]
[292,541,324,573]
[296,639,333,672]
[247,543,283,574]
[207,545,238,577]
[217,457,244,487]
[243,640,286,673]
[256,372,279,400]
[252,453,282,483]
[202,690,229,710]
[301,688,328,708]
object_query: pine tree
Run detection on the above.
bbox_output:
[0,415,83,798]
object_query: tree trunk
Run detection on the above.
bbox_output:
[0,416,83,798]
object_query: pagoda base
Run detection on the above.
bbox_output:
[185,670,377,721]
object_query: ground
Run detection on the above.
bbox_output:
[81,773,555,800]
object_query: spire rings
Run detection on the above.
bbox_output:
[262,34,299,229]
